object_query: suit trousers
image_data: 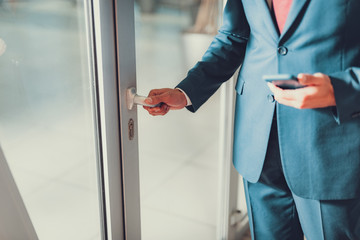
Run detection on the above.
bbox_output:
[243,116,360,240]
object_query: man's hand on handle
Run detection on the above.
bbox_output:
[144,88,187,116]
[267,73,336,109]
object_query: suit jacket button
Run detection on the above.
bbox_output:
[267,94,275,103]
[278,46,288,55]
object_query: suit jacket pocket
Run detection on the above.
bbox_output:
[236,78,245,95]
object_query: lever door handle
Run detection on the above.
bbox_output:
[126,87,159,110]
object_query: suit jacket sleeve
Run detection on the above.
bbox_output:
[330,68,360,124]
[176,0,250,113]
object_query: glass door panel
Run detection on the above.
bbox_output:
[134,1,229,239]
[0,1,103,239]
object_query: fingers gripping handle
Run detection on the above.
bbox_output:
[126,87,159,110]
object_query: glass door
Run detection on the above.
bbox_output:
[134,0,225,238]
[127,0,248,239]
[0,1,106,239]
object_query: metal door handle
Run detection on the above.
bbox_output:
[126,87,159,110]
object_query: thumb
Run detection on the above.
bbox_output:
[298,73,323,86]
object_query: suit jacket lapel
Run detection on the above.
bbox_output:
[280,0,311,38]
[255,0,311,41]
[254,0,278,42]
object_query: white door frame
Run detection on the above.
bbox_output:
[91,0,140,239]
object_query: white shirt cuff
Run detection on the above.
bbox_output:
[176,88,192,106]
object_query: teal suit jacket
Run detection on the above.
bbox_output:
[177,0,360,200]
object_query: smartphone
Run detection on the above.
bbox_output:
[263,74,305,89]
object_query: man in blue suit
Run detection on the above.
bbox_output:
[144,0,360,239]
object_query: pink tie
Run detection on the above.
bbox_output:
[273,0,293,33]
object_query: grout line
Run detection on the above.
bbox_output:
[140,138,217,200]
[16,159,94,198]
[142,204,217,229]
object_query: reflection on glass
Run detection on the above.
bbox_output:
[135,0,223,239]
[0,1,102,239]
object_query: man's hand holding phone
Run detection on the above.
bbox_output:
[263,74,305,89]
[265,73,336,109]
